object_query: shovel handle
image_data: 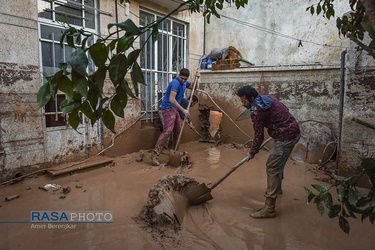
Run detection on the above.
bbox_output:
[209,139,271,190]
[209,155,250,190]
[174,73,200,151]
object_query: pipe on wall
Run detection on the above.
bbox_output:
[336,49,347,172]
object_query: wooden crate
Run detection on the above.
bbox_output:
[212,59,240,70]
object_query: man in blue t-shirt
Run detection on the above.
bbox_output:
[151,68,194,166]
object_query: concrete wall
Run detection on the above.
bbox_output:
[197,59,375,172]
[204,0,349,66]
[0,0,45,180]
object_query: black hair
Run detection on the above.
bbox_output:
[188,95,198,103]
[179,68,190,77]
[237,85,258,101]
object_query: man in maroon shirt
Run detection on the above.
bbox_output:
[237,85,300,218]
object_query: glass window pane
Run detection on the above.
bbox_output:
[38,0,52,19]
[157,17,171,32]
[140,10,154,26]
[85,9,95,29]
[173,22,185,37]
[41,25,63,41]
[55,1,83,26]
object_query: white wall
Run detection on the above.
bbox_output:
[204,0,349,66]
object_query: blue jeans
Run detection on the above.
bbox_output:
[265,134,300,199]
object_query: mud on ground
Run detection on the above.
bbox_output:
[0,141,373,249]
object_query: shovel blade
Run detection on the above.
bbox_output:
[168,150,182,167]
[184,183,213,205]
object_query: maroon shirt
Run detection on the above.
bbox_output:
[250,95,300,155]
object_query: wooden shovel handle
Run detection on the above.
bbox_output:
[174,73,200,151]
[209,138,271,190]
[209,155,250,190]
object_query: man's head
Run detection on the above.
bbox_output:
[237,85,258,109]
[188,95,199,107]
[178,68,190,84]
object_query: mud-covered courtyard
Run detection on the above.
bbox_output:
[0,141,373,249]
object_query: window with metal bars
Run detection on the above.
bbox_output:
[139,9,188,122]
[37,0,97,128]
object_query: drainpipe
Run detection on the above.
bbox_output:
[336,49,347,173]
[203,15,206,56]
[115,0,119,39]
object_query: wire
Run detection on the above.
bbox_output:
[220,14,346,49]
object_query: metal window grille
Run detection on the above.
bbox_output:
[139,9,187,122]
[37,0,98,128]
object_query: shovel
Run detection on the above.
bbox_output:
[168,73,200,167]
[184,155,250,205]
[184,139,271,205]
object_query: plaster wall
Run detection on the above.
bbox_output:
[198,59,375,171]
[204,0,349,66]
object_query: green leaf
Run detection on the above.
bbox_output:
[72,70,88,98]
[324,192,333,209]
[131,61,145,95]
[316,202,325,216]
[70,48,89,76]
[152,25,159,43]
[89,43,108,67]
[361,206,374,222]
[128,49,140,65]
[345,203,358,219]
[60,100,81,113]
[68,109,80,130]
[121,79,137,98]
[328,205,341,218]
[57,75,74,97]
[102,109,116,133]
[312,184,332,192]
[89,66,107,92]
[94,97,109,122]
[117,36,134,53]
[67,35,75,48]
[337,184,346,202]
[81,37,88,50]
[108,54,128,86]
[108,39,118,51]
[339,216,350,234]
[332,173,352,182]
[308,193,316,204]
[110,86,128,118]
[317,4,322,15]
[108,19,142,35]
[370,211,375,224]
[357,157,375,171]
[37,82,52,109]
[87,86,101,111]
[80,100,95,122]
[348,188,359,205]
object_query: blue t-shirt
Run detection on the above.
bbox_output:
[161,77,191,110]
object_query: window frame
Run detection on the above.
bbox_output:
[37,0,98,130]
[139,9,188,122]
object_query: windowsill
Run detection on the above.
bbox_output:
[199,63,341,73]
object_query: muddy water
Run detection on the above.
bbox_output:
[0,141,374,249]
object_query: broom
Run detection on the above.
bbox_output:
[228,46,254,65]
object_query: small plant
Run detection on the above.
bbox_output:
[305,157,375,234]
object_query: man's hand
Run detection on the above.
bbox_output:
[183,109,190,119]
[246,152,254,161]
